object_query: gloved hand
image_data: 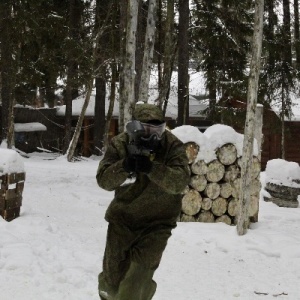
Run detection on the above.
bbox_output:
[123,155,136,173]
[134,155,152,174]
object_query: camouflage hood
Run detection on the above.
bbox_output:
[133,103,164,123]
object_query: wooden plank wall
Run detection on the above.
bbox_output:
[285,121,300,165]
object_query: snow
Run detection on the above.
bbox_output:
[0,149,25,175]
[55,70,207,120]
[14,122,47,133]
[172,124,258,163]
[0,127,300,300]
[265,159,300,188]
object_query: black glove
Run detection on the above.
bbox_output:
[123,155,136,173]
[135,155,152,174]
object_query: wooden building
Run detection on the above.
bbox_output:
[1,99,300,170]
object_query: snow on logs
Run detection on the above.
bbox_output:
[172,124,261,226]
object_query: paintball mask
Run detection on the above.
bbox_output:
[126,120,166,153]
[140,121,166,140]
[138,120,166,150]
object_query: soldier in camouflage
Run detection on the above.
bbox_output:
[96,103,190,300]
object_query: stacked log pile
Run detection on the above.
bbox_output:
[180,142,261,225]
[264,182,299,208]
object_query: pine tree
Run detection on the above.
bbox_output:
[191,0,253,119]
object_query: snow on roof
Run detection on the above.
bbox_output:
[0,148,25,175]
[14,122,47,133]
[271,95,300,121]
[265,159,300,188]
[55,70,208,120]
[172,123,258,163]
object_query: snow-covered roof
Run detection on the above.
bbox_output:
[14,122,47,133]
[55,70,208,120]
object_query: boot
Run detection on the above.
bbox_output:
[98,273,117,300]
[115,262,156,300]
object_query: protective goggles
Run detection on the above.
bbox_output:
[140,122,166,139]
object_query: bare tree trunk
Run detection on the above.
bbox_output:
[0,1,13,146]
[138,0,157,103]
[283,0,292,66]
[294,0,300,68]
[67,79,93,162]
[118,0,128,133]
[64,0,82,153]
[157,0,163,89]
[134,0,147,101]
[237,0,264,236]
[267,0,275,67]
[177,0,189,126]
[103,62,117,151]
[281,87,286,159]
[157,0,175,109]
[123,0,139,126]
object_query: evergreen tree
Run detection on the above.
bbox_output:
[191,0,253,119]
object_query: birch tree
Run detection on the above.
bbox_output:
[0,1,15,148]
[237,0,264,236]
[138,0,157,103]
[122,0,139,128]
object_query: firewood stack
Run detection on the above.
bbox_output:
[180,142,261,225]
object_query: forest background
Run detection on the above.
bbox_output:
[0,0,298,159]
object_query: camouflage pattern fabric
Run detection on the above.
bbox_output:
[96,103,190,299]
[132,102,164,123]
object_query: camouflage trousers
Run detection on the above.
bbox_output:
[98,221,176,300]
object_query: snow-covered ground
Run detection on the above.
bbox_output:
[0,151,300,300]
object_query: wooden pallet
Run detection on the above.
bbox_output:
[0,172,25,221]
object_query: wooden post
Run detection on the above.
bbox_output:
[83,118,90,157]
[254,104,264,161]
[0,172,25,221]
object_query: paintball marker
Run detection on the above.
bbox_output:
[126,120,155,159]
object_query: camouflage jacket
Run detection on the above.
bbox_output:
[96,130,190,229]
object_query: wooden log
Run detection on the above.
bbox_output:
[204,182,220,200]
[227,197,239,217]
[181,185,190,195]
[237,156,260,179]
[190,174,207,192]
[197,211,215,223]
[182,189,202,216]
[201,197,212,211]
[220,182,232,198]
[217,143,237,165]
[224,164,240,183]
[231,178,241,198]
[251,156,261,179]
[251,178,261,197]
[211,197,227,216]
[181,213,196,222]
[231,177,260,199]
[215,215,232,225]
[206,160,225,183]
[191,160,208,175]
[185,142,200,164]
[0,192,5,210]
[249,196,259,217]
[265,182,300,201]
